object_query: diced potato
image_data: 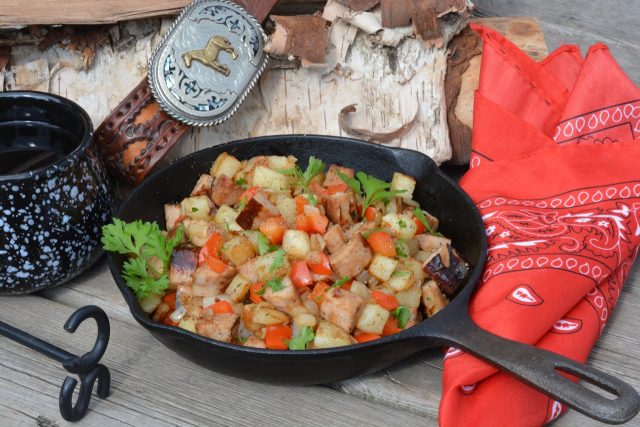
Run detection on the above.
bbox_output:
[390,172,416,200]
[356,304,390,335]
[294,313,317,328]
[242,304,260,332]
[210,152,242,179]
[254,303,291,325]
[186,219,215,247]
[314,320,353,349]
[422,280,448,317]
[400,257,427,282]
[414,250,432,263]
[191,174,214,196]
[225,274,251,302]
[255,250,290,281]
[396,282,422,308]
[164,204,183,230]
[381,213,418,240]
[368,254,399,282]
[182,196,214,219]
[268,155,296,170]
[178,318,197,333]
[282,230,311,260]
[387,270,414,292]
[349,280,370,299]
[243,230,260,252]
[214,204,242,231]
[276,197,297,226]
[251,165,290,191]
[406,237,420,257]
[139,294,162,314]
[221,235,256,266]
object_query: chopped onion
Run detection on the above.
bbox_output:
[169,305,187,323]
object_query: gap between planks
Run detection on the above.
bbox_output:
[38,256,640,426]
[0,295,432,427]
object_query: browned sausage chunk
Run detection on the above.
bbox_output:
[196,312,240,343]
[329,235,373,279]
[320,288,364,333]
[210,174,244,206]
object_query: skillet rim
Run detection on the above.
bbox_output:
[107,134,488,356]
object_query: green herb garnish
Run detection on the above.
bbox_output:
[398,219,407,228]
[278,156,326,189]
[287,326,315,350]
[413,207,443,237]
[238,196,247,211]
[238,336,249,343]
[269,249,286,272]
[256,284,266,296]
[392,305,410,329]
[337,171,404,217]
[101,218,183,299]
[331,276,351,288]
[266,277,285,292]
[307,193,317,206]
[235,177,248,188]
[392,270,410,277]
[395,240,408,258]
[191,207,199,213]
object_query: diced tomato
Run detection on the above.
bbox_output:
[208,300,235,314]
[291,261,313,288]
[200,232,224,262]
[306,212,329,234]
[259,216,286,245]
[414,216,426,235]
[364,206,377,222]
[341,280,353,291]
[295,214,312,232]
[249,282,265,303]
[205,256,228,273]
[265,325,292,350]
[240,186,260,203]
[371,290,400,311]
[382,317,401,336]
[295,195,309,215]
[366,231,396,257]
[310,282,330,304]
[323,183,348,195]
[307,251,332,275]
[162,292,177,310]
[353,331,382,343]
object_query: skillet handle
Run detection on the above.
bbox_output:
[439,317,640,424]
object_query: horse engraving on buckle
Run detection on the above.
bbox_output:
[148,0,268,127]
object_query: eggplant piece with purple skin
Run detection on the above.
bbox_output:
[423,244,469,296]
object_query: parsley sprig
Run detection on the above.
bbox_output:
[257,232,279,256]
[278,156,326,189]
[413,208,443,237]
[337,171,404,216]
[269,249,286,272]
[266,278,285,292]
[392,305,410,329]
[331,276,351,288]
[101,218,183,299]
[287,326,315,350]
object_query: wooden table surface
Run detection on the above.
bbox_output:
[1,248,639,426]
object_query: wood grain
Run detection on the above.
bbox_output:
[0,295,432,427]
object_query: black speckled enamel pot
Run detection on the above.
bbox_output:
[0,91,113,294]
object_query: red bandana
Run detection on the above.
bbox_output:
[439,24,640,426]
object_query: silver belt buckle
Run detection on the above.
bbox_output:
[148,0,268,127]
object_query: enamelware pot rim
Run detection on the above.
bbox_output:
[0,90,94,183]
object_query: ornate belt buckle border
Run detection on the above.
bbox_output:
[148,0,268,127]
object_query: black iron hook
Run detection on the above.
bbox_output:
[0,305,111,422]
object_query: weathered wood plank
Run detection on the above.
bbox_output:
[40,254,640,425]
[0,296,433,427]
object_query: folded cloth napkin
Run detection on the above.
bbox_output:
[439,24,640,426]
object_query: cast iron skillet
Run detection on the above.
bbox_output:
[108,135,639,424]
